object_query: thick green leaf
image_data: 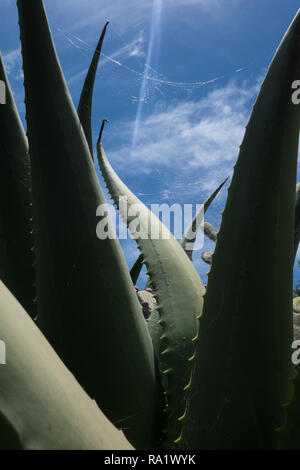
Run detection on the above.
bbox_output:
[130,178,227,285]
[180,9,300,450]
[0,280,133,450]
[17,0,161,449]
[77,21,109,159]
[0,53,35,316]
[97,133,205,447]
[130,253,144,285]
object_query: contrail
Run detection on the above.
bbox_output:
[131,0,162,152]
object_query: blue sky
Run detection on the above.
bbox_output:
[0,0,300,288]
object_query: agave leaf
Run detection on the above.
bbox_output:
[180,10,300,450]
[0,53,35,316]
[180,176,228,260]
[146,308,169,426]
[146,308,162,360]
[130,179,227,285]
[77,21,109,159]
[97,129,205,446]
[17,0,162,449]
[135,287,170,403]
[294,182,300,261]
[0,280,133,450]
[130,253,144,285]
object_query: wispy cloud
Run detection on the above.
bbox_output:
[100,30,145,65]
[127,31,145,58]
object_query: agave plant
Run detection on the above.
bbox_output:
[0,0,300,450]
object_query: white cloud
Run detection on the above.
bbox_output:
[104,78,262,198]
[128,31,145,58]
[101,30,145,64]
[3,48,23,81]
